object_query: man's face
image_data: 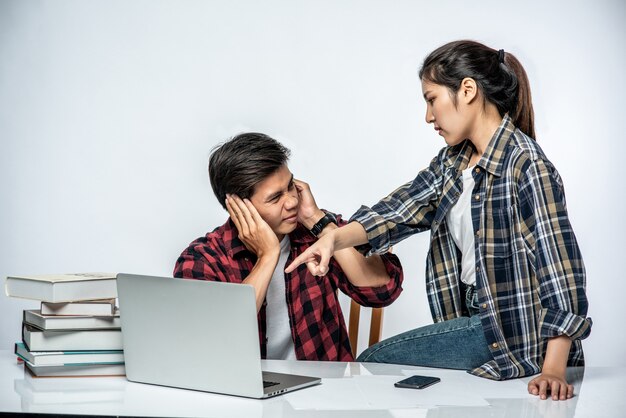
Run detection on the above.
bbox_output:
[249,165,299,240]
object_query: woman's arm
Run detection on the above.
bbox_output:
[285,221,367,276]
[288,153,446,276]
[519,157,591,400]
[319,223,390,287]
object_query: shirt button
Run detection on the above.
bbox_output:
[475,267,480,273]
[475,167,480,174]
[481,303,487,309]
[492,343,499,349]
[474,194,480,201]
[475,230,480,237]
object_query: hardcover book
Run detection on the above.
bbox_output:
[15,342,124,366]
[5,273,117,302]
[24,362,126,377]
[41,299,117,316]
[22,324,123,351]
[23,309,121,331]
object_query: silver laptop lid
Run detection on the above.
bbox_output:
[117,273,265,398]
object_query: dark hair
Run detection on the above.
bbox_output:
[208,132,291,209]
[419,40,535,139]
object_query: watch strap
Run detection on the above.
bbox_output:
[310,213,337,237]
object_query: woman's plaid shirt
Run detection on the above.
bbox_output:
[351,115,591,380]
[173,215,403,362]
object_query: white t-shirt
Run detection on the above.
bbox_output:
[265,236,297,360]
[446,166,477,286]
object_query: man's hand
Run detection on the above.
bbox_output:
[226,194,279,259]
[528,372,574,401]
[294,179,325,230]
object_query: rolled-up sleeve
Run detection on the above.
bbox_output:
[324,213,404,307]
[520,158,592,341]
[335,250,404,308]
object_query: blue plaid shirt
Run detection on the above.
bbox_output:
[351,115,591,380]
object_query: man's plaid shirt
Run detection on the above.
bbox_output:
[351,115,591,380]
[174,215,403,361]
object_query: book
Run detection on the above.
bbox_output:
[41,299,117,316]
[23,309,121,331]
[5,273,117,302]
[22,324,123,351]
[15,342,124,366]
[25,362,126,377]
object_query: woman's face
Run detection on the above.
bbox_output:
[421,79,472,147]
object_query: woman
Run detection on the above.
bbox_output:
[286,40,591,401]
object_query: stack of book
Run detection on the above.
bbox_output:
[5,273,125,377]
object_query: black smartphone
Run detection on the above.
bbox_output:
[394,375,441,389]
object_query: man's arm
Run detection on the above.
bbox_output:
[226,195,280,312]
[295,180,392,288]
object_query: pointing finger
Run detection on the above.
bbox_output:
[286,250,313,273]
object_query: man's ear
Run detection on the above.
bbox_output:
[458,77,478,104]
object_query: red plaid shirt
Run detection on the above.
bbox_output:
[173,214,403,361]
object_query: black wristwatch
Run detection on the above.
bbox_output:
[309,212,338,237]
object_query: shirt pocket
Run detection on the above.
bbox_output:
[484,205,516,258]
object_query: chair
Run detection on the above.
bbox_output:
[347,301,384,358]
[346,247,392,358]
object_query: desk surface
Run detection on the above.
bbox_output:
[0,350,623,417]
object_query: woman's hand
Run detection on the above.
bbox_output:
[528,372,574,401]
[528,335,574,400]
[226,194,279,259]
[285,231,336,276]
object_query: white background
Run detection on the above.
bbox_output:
[1,0,624,366]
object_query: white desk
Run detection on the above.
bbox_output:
[0,350,623,417]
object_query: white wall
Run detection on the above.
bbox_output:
[1,0,624,366]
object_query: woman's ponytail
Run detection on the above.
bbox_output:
[503,53,535,139]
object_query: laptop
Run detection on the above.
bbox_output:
[116,273,321,398]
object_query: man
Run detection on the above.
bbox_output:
[174,132,403,361]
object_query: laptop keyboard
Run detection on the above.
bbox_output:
[263,380,280,388]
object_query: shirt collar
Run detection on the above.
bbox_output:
[443,114,516,178]
[477,114,516,177]
[441,139,473,172]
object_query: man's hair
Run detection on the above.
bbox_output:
[208,132,291,209]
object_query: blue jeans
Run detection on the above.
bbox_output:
[356,285,493,370]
